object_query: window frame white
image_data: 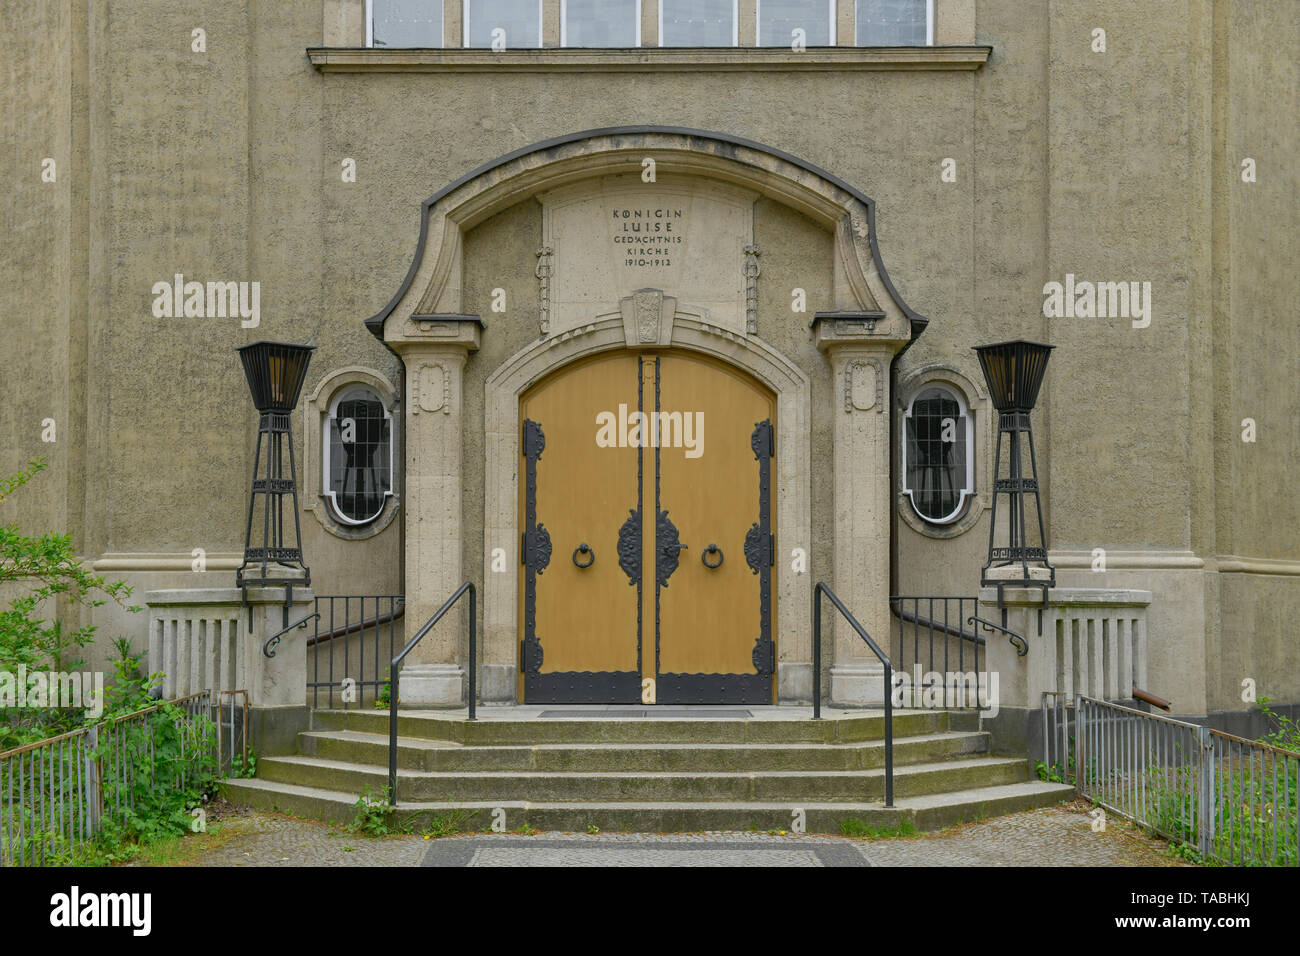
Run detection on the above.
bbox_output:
[901,383,975,526]
[561,0,642,47]
[365,0,446,48]
[658,0,738,47]
[463,0,545,48]
[755,0,837,47]
[854,0,934,47]
[322,384,395,528]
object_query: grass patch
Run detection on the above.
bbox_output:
[838,817,918,840]
[417,809,479,839]
[125,821,247,867]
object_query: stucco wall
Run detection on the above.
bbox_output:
[1,1,73,552]
[3,0,1295,715]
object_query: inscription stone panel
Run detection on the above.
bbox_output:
[541,176,755,335]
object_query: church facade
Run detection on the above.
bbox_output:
[3,0,1296,753]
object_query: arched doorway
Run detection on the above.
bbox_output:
[518,349,776,704]
[367,127,926,708]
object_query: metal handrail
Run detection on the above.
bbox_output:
[967,615,1028,657]
[388,581,476,806]
[263,612,321,659]
[813,581,893,807]
[1132,687,1171,711]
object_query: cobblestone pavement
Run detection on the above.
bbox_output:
[860,803,1189,867]
[157,800,1187,867]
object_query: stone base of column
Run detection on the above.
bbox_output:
[830,663,887,708]
[777,661,812,704]
[398,664,465,708]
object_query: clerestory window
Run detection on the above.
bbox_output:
[464,0,544,48]
[366,0,444,47]
[756,0,836,47]
[660,0,737,46]
[562,0,640,47]
[855,0,932,45]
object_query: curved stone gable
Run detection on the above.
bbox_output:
[365,126,929,346]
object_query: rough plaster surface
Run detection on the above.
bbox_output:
[1,1,1295,715]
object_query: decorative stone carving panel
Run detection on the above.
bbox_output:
[845,359,884,413]
[412,362,450,415]
[620,289,676,347]
[535,246,554,335]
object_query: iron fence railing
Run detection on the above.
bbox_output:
[216,689,250,776]
[1043,693,1300,866]
[889,596,988,709]
[308,595,405,708]
[1041,691,1074,780]
[0,690,222,867]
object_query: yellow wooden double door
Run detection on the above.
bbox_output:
[518,351,776,704]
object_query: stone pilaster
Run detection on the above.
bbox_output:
[814,313,910,707]
[388,314,481,706]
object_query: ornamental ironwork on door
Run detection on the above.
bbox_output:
[519,351,775,705]
[520,410,642,703]
[655,411,775,705]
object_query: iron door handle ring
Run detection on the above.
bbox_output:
[572,543,595,568]
[702,544,724,569]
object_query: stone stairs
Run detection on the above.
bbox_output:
[221,708,1073,833]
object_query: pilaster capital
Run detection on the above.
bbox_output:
[811,311,910,357]
[387,313,483,357]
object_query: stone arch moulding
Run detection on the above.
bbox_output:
[480,308,812,704]
[363,126,930,345]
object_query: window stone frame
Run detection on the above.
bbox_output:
[896,363,990,539]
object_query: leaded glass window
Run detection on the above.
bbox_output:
[325,387,393,526]
[903,386,973,524]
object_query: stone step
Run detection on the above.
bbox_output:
[219,777,1075,833]
[254,753,1031,802]
[298,728,991,772]
[309,708,964,745]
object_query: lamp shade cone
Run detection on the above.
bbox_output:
[237,341,316,413]
[972,340,1055,413]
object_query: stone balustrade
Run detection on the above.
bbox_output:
[981,586,1153,754]
[144,584,314,754]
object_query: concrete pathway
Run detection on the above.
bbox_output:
[143,799,1187,867]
